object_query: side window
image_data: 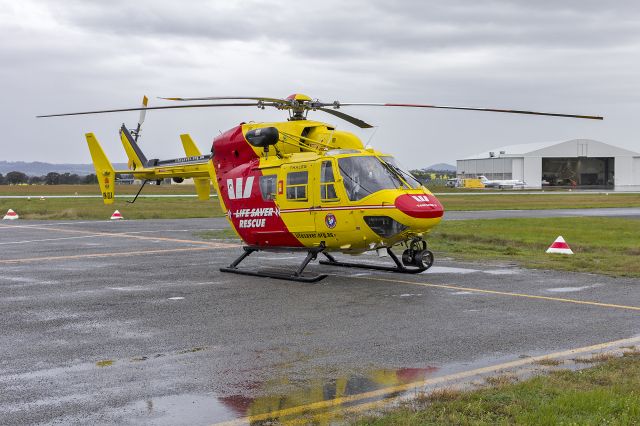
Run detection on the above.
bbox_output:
[320,161,338,201]
[259,175,277,201]
[286,171,308,201]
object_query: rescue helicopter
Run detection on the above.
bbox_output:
[38,94,602,282]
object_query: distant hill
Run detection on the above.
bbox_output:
[0,161,128,176]
[423,163,456,172]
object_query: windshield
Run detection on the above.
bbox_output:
[337,156,404,201]
[381,156,422,189]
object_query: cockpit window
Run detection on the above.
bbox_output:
[337,156,403,201]
[381,156,422,189]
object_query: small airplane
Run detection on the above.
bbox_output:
[478,175,526,189]
[38,94,601,282]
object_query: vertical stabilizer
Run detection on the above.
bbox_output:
[180,133,202,157]
[85,133,116,204]
[120,125,148,170]
[180,134,211,200]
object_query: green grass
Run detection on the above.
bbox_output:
[2,185,640,212]
[437,192,640,211]
[0,184,206,196]
[354,353,640,425]
[0,197,223,220]
[429,217,640,277]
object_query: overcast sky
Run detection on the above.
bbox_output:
[1,0,639,168]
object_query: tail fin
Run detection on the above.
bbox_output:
[85,133,116,204]
[180,133,202,157]
[180,134,211,200]
[119,125,148,170]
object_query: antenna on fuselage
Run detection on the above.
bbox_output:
[364,126,379,149]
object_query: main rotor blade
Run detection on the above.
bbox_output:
[336,103,603,120]
[160,96,285,103]
[37,102,264,118]
[317,107,374,128]
[138,95,149,126]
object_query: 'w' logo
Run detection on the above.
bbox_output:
[411,195,430,202]
[227,176,254,200]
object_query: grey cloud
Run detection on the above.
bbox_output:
[2,0,639,167]
[50,1,640,57]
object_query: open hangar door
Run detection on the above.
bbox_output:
[542,157,614,188]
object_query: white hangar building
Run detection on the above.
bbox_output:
[456,139,640,191]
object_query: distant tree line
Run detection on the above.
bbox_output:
[0,172,98,185]
[410,169,456,183]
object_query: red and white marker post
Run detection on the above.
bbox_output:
[110,210,124,220]
[546,236,573,254]
[3,209,19,220]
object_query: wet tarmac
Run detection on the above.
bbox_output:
[1,218,640,425]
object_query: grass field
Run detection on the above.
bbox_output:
[1,185,640,216]
[0,197,222,220]
[435,192,640,210]
[429,217,640,277]
[0,184,203,196]
[354,351,640,425]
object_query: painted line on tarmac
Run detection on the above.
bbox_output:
[0,224,239,248]
[0,234,106,245]
[213,335,640,426]
[0,246,218,264]
[361,276,640,312]
[0,221,114,228]
[0,228,227,245]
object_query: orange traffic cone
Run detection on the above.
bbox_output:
[3,209,19,220]
[546,236,573,254]
[110,210,123,220]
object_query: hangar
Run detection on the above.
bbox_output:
[456,139,640,191]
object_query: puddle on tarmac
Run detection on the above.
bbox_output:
[123,366,439,424]
[546,286,593,293]
[126,394,235,425]
[425,266,520,275]
[425,266,479,274]
[484,269,520,275]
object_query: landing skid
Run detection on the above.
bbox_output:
[220,246,328,283]
[319,248,431,274]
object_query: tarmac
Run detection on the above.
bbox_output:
[1,211,640,424]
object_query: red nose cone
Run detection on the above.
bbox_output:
[394,194,444,219]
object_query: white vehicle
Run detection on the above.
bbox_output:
[478,175,525,189]
[445,178,459,188]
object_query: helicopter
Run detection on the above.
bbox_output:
[38,94,602,282]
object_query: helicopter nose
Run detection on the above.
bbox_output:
[394,194,444,219]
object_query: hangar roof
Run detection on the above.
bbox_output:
[462,139,640,160]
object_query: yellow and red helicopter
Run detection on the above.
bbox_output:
[39,94,601,282]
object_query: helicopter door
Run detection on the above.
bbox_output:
[279,162,315,233]
[314,160,353,245]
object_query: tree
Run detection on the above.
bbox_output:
[44,172,60,185]
[59,173,81,184]
[29,175,43,184]
[83,174,98,184]
[0,173,4,185]
[5,171,28,185]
